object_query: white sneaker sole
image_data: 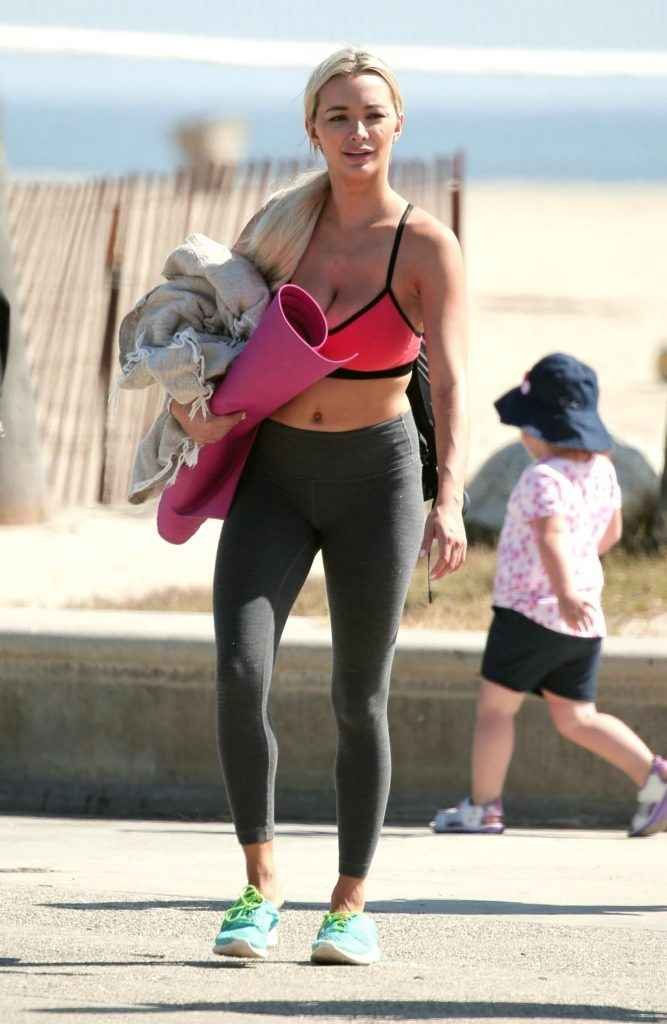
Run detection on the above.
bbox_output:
[430,823,505,834]
[311,941,380,966]
[212,931,277,960]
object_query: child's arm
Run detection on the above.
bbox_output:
[532,515,595,632]
[598,508,622,555]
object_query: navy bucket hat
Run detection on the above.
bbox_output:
[494,353,613,452]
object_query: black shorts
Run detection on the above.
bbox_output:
[481,606,602,703]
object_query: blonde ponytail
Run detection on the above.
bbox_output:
[235,168,330,290]
[237,47,404,291]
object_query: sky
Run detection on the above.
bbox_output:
[1,1,666,178]
[1,0,666,50]
[2,1,666,113]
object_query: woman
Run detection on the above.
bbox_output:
[171,48,469,965]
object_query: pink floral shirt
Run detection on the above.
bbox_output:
[493,455,622,638]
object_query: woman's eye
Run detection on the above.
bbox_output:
[328,113,385,123]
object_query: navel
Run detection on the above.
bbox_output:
[312,410,323,424]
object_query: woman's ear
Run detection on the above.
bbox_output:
[393,112,405,144]
[306,119,320,152]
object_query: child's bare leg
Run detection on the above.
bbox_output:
[543,691,654,787]
[472,680,526,805]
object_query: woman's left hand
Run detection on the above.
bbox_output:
[420,502,467,579]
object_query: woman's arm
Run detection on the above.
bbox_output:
[416,220,469,578]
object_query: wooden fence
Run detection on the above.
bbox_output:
[8,156,464,507]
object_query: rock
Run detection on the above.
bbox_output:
[657,344,667,382]
[466,438,659,543]
[612,438,660,523]
[465,443,530,542]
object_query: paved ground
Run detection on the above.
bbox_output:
[1,817,665,1023]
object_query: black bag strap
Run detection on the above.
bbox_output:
[0,289,9,398]
[407,339,471,512]
[406,341,439,502]
[406,341,470,603]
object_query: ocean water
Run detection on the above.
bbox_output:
[7,100,667,181]
[2,55,667,180]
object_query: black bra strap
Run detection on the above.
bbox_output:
[385,203,413,290]
[328,360,415,380]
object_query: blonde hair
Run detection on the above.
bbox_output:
[304,47,404,127]
[235,48,404,290]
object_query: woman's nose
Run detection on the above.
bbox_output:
[350,120,370,140]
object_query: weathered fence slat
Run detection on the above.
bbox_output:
[8,158,463,508]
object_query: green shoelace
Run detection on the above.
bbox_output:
[320,910,358,933]
[222,884,264,924]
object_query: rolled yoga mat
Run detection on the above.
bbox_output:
[157,284,354,544]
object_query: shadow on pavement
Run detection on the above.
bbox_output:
[118,828,428,839]
[31,1000,667,1020]
[306,899,667,917]
[0,958,249,971]
[37,897,667,918]
[115,827,630,840]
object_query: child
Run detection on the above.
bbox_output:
[431,353,667,838]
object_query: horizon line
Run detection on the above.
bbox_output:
[1,24,667,78]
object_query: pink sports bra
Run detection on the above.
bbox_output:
[321,203,423,380]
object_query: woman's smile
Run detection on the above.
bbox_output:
[342,149,374,163]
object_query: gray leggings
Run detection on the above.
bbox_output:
[213,411,424,878]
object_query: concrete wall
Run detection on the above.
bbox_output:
[1,609,665,826]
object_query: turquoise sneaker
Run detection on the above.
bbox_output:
[311,911,380,965]
[212,884,280,959]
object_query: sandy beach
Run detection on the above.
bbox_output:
[2,181,666,615]
[465,182,667,476]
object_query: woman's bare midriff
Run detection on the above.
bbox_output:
[269,374,412,431]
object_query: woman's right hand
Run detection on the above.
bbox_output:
[170,399,246,445]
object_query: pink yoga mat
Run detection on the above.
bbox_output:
[157,284,353,544]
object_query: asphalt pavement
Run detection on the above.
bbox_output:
[1,816,665,1024]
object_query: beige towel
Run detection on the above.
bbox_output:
[115,234,271,503]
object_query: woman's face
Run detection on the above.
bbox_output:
[308,72,403,180]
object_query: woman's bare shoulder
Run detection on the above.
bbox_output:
[400,205,463,287]
[405,206,461,260]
